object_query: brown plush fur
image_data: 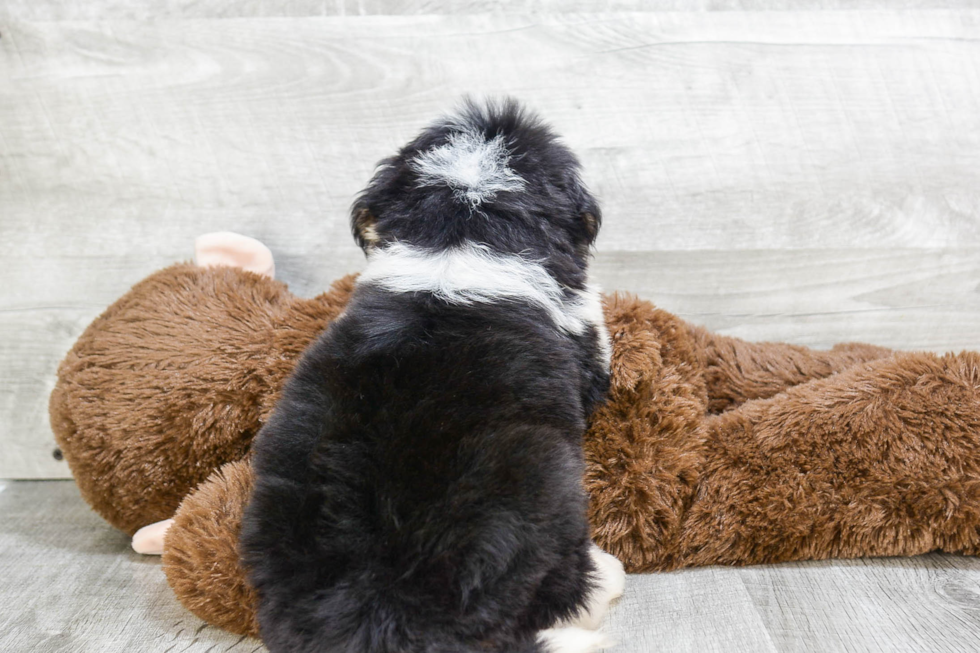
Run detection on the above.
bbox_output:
[50,264,355,535]
[162,459,260,636]
[50,264,980,635]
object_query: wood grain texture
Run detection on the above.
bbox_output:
[0,481,262,653]
[4,1,980,20]
[739,557,980,652]
[603,556,980,652]
[5,481,980,652]
[2,10,980,476]
[604,566,779,652]
[594,248,980,350]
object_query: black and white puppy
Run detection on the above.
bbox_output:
[240,99,625,653]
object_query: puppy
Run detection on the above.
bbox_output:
[240,99,624,653]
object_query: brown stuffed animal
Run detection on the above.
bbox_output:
[50,235,980,637]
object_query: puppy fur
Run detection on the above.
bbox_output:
[239,100,613,652]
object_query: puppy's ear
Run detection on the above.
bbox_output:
[582,211,600,245]
[351,206,380,251]
[572,201,601,261]
[572,174,601,247]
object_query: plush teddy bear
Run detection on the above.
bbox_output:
[50,233,980,637]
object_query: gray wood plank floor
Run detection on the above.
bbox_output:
[5,480,980,653]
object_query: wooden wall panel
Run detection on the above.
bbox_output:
[2,11,979,476]
[5,1,980,20]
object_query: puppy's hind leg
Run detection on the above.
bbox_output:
[561,545,626,631]
[526,544,624,652]
[538,626,614,652]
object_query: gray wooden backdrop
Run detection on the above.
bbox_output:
[3,2,980,478]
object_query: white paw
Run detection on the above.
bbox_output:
[538,626,614,653]
[194,232,275,279]
[561,545,627,631]
[131,518,174,555]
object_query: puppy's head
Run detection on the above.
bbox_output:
[352,99,600,286]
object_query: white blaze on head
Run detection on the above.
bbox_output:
[410,129,525,207]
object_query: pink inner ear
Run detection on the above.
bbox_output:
[194,232,276,279]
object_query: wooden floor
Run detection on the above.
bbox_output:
[4,480,980,652]
[5,1,980,651]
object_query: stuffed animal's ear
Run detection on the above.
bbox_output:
[351,207,380,251]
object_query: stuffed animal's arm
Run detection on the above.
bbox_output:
[162,460,261,636]
[672,350,980,568]
[689,326,893,413]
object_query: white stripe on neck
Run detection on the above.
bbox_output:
[357,242,607,356]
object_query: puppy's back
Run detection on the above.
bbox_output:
[243,293,596,652]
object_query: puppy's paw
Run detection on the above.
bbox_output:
[562,545,626,630]
[590,545,627,602]
[538,626,614,652]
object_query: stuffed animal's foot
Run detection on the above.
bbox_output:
[561,545,626,631]
[194,232,275,279]
[538,626,614,652]
[132,518,174,555]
